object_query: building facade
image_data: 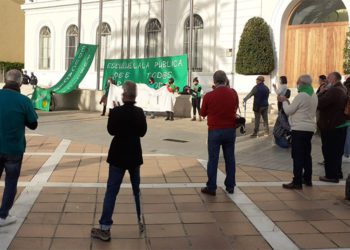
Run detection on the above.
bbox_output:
[22,0,350,92]
[0,0,25,63]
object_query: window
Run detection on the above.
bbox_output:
[65,25,79,69]
[145,18,161,58]
[289,0,348,25]
[39,26,51,69]
[136,22,140,58]
[184,14,203,72]
[96,22,111,70]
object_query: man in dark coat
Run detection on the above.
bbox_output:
[91,81,147,241]
[243,75,270,137]
[318,72,348,183]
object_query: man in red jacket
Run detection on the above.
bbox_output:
[200,70,239,195]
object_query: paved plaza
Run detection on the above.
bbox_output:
[0,111,350,250]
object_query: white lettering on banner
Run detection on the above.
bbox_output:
[154,59,183,68]
[113,72,130,79]
[147,71,173,79]
[106,62,150,70]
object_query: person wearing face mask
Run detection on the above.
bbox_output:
[100,77,114,116]
[278,74,318,189]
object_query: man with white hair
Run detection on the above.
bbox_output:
[279,74,318,189]
[91,81,147,241]
[0,69,38,226]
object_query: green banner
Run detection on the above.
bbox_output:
[102,54,188,90]
[31,43,97,111]
[31,87,51,112]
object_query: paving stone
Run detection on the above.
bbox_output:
[9,237,51,250]
[276,221,318,234]
[25,212,61,224]
[325,233,350,247]
[310,220,350,233]
[149,237,191,250]
[50,238,91,250]
[55,225,92,238]
[92,238,147,250]
[146,224,186,237]
[289,233,337,249]
[229,235,272,250]
[17,224,56,238]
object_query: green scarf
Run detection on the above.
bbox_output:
[298,85,314,96]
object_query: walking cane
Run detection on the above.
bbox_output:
[134,190,144,233]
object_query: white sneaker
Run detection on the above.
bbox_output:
[0,215,17,227]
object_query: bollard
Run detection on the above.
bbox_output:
[346,174,350,200]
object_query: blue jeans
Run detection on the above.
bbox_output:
[0,154,23,219]
[206,128,236,191]
[99,165,140,230]
[344,125,350,157]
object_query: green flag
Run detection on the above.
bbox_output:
[31,87,51,112]
[31,43,97,111]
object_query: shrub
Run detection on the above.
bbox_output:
[236,17,275,75]
[0,61,24,73]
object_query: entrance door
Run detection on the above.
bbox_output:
[284,22,348,87]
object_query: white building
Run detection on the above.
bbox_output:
[22,0,350,93]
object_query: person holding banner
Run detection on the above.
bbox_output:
[100,77,114,116]
[165,78,178,121]
[147,77,156,119]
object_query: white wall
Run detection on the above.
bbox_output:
[23,0,343,93]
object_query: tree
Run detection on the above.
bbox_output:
[236,17,275,75]
[343,30,350,74]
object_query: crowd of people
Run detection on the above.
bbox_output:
[0,68,349,243]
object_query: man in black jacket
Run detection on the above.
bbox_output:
[91,81,147,241]
[318,72,347,183]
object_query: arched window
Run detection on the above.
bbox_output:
[65,25,79,69]
[184,14,203,72]
[96,22,111,70]
[39,26,51,69]
[289,0,348,25]
[145,18,161,58]
[136,22,140,58]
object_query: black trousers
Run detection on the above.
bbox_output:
[192,98,201,116]
[291,130,314,185]
[320,127,346,179]
[253,106,269,134]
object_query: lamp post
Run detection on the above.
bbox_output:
[96,0,103,90]
[126,0,132,58]
[77,0,82,45]
[188,0,194,86]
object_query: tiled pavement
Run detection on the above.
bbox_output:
[0,135,350,250]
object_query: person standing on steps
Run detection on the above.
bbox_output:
[243,76,270,137]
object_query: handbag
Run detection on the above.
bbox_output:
[235,106,246,134]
